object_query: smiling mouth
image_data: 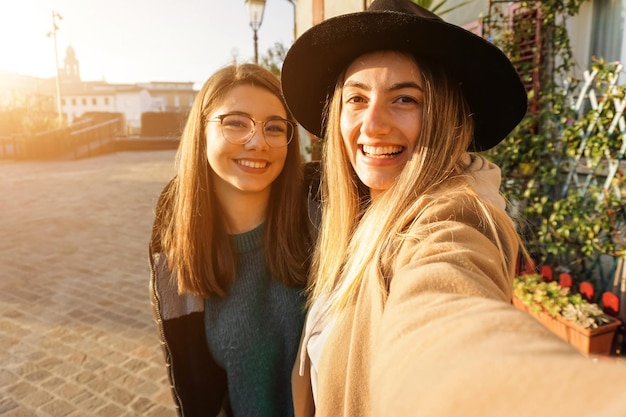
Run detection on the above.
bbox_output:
[361,145,404,158]
[236,159,268,169]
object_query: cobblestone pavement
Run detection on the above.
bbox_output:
[0,150,178,416]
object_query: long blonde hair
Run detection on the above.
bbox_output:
[311,53,514,312]
[158,63,311,297]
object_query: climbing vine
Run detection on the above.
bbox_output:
[484,1,626,285]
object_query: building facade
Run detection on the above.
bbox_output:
[293,0,625,82]
[0,46,197,136]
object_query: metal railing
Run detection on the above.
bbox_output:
[0,118,121,160]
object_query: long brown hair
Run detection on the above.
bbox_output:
[311,52,515,311]
[159,63,310,297]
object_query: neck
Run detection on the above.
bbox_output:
[220,190,270,234]
[226,203,267,234]
[369,188,384,201]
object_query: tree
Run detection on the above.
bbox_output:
[0,91,58,135]
[260,42,288,77]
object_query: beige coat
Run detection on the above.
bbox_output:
[293,175,626,416]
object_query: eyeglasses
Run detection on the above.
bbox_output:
[208,113,296,148]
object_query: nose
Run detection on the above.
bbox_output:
[360,97,392,137]
[244,125,269,150]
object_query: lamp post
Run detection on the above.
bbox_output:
[245,0,266,64]
[285,0,296,41]
[47,10,63,126]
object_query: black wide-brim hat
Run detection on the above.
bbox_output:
[281,0,528,151]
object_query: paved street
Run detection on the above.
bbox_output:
[0,150,178,416]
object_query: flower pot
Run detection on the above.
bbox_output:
[533,310,571,342]
[512,296,622,355]
[511,296,528,312]
[556,314,621,356]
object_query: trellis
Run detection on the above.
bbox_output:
[562,63,626,199]
[483,0,542,114]
[560,62,626,293]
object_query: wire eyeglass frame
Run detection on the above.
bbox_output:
[208,113,296,148]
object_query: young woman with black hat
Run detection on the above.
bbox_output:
[281,1,626,416]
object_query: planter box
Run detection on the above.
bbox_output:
[512,297,621,356]
[557,314,621,356]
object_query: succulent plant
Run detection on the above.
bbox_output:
[513,273,612,328]
[561,303,611,329]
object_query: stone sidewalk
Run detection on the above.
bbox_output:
[0,150,178,416]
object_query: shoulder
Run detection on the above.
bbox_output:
[463,153,506,211]
[156,177,176,210]
[392,187,519,298]
[408,184,518,249]
[418,182,493,224]
[417,175,510,226]
[150,177,176,254]
[403,187,517,249]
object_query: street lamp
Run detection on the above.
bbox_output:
[46,10,63,126]
[245,0,266,64]
[285,0,296,41]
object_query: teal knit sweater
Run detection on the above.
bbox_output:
[204,224,306,417]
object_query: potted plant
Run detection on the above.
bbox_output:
[512,273,621,355]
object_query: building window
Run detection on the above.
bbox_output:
[81,98,87,105]
[71,98,76,105]
[590,0,625,64]
[92,98,97,105]
[61,98,66,105]
[105,97,110,105]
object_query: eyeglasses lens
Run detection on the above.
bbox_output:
[220,114,292,147]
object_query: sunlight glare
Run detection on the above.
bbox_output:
[0,1,58,81]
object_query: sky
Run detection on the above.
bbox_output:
[0,0,295,88]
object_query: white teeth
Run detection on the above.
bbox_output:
[237,160,267,169]
[362,145,403,157]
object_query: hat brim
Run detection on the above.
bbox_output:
[281,10,528,151]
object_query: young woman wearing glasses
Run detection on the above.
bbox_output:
[149,63,314,417]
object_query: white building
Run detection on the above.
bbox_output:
[59,81,153,135]
[0,46,197,136]
[57,47,196,135]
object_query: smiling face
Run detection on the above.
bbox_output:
[340,50,424,199]
[206,84,288,206]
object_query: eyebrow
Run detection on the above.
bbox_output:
[343,80,424,92]
[218,110,287,120]
[391,81,424,91]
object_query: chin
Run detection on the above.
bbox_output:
[358,172,393,190]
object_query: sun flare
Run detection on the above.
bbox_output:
[0,2,59,83]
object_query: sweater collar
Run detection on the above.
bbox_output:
[232,223,264,254]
